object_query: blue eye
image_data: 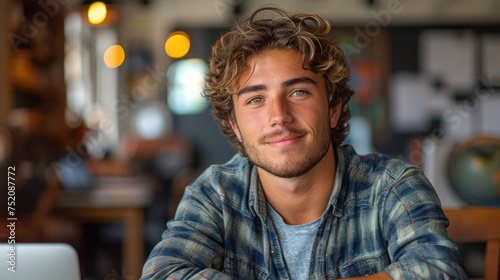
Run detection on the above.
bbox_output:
[291,90,308,97]
[247,96,264,104]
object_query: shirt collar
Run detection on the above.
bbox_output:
[248,166,271,224]
[328,145,347,218]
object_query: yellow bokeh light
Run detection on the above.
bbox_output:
[165,31,190,58]
[103,45,125,68]
[88,1,107,25]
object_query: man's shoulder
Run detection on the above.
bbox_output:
[206,153,251,176]
[339,144,430,207]
[185,154,254,211]
[195,153,252,192]
[340,144,416,178]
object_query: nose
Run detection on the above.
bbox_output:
[268,96,292,127]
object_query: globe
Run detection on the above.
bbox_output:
[448,135,500,206]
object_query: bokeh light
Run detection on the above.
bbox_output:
[167,58,209,115]
[88,1,107,25]
[103,44,125,68]
[165,31,190,58]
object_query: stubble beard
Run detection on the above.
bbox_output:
[241,127,332,178]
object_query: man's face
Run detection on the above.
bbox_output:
[231,49,341,178]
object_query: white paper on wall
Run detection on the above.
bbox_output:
[480,91,500,135]
[420,29,477,91]
[391,73,434,133]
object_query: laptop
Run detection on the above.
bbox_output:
[0,243,81,280]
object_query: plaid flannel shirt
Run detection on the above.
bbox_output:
[141,144,466,279]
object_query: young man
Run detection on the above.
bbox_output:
[141,7,466,279]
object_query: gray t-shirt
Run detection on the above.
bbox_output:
[268,204,322,280]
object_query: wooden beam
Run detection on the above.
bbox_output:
[0,0,12,124]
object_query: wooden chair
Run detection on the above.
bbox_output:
[445,207,500,280]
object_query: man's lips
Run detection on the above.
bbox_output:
[266,135,303,145]
[259,128,307,147]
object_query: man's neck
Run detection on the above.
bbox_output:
[258,145,337,225]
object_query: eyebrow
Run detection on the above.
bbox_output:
[282,77,318,88]
[236,77,318,96]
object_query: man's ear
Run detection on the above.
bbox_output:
[329,100,342,128]
[230,119,242,142]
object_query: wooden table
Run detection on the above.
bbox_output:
[55,176,155,279]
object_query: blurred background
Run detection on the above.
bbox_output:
[0,0,499,279]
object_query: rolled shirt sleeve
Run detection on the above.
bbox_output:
[382,167,467,279]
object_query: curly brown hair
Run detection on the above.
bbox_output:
[203,6,354,156]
